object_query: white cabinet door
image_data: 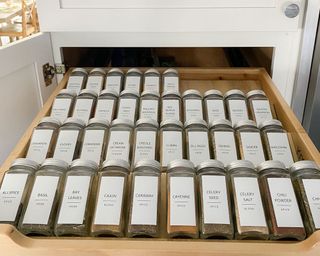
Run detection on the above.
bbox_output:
[0,33,57,164]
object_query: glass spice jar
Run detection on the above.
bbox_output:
[290,161,320,236]
[185,119,211,167]
[162,68,179,92]
[227,160,269,240]
[127,160,161,238]
[50,89,76,123]
[139,91,160,122]
[258,160,305,240]
[182,89,204,122]
[85,68,106,95]
[104,68,124,96]
[26,117,61,164]
[54,159,98,236]
[161,91,182,122]
[91,159,130,237]
[132,118,159,165]
[94,89,118,122]
[0,158,39,225]
[105,119,134,164]
[143,68,161,93]
[72,89,97,125]
[66,68,88,95]
[197,160,233,239]
[159,120,184,171]
[246,90,273,127]
[124,68,143,94]
[224,89,249,126]
[203,89,226,123]
[18,159,68,236]
[234,120,266,167]
[116,89,139,123]
[53,117,85,164]
[260,119,295,168]
[167,159,198,238]
[79,118,109,165]
[209,119,238,166]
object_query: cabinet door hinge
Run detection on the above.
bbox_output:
[42,63,66,86]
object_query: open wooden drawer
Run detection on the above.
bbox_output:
[0,68,319,256]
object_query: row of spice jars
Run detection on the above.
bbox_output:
[1,158,319,240]
[66,68,180,96]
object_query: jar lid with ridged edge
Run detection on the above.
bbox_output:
[134,159,161,173]
[163,68,179,75]
[184,119,208,129]
[62,118,86,128]
[71,68,88,75]
[120,89,140,98]
[107,68,124,75]
[234,120,258,130]
[246,89,267,99]
[57,89,76,97]
[167,159,195,173]
[136,118,159,128]
[209,119,233,130]
[102,159,130,172]
[144,68,160,75]
[224,89,246,99]
[111,118,134,128]
[87,118,110,128]
[160,119,183,129]
[78,89,98,98]
[204,89,223,99]
[197,160,225,173]
[40,158,68,171]
[182,89,202,99]
[141,90,160,98]
[290,160,320,173]
[161,90,181,98]
[70,159,98,171]
[89,68,106,75]
[38,117,61,128]
[226,160,255,172]
[127,68,143,75]
[99,89,118,98]
[259,119,283,130]
[257,160,286,173]
[11,158,39,170]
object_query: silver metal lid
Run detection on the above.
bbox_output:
[79,89,98,98]
[134,159,161,172]
[234,120,258,130]
[107,68,124,75]
[226,160,255,171]
[127,68,142,75]
[224,89,246,99]
[204,89,223,99]
[136,118,159,128]
[111,118,134,128]
[57,89,77,97]
[197,160,225,173]
[99,89,118,98]
[71,68,88,75]
[144,68,160,75]
[161,90,181,98]
[290,160,320,173]
[167,159,195,172]
[120,89,140,98]
[89,68,106,75]
[209,119,232,129]
[41,158,68,170]
[259,119,283,130]
[62,117,86,128]
[38,117,61,127]
[163,68,179,75]
[160,119,183,129]
[184,119,208,129]
[257,160,286,173]
[101,159,130,172]
[182,89,202,98]
[141,90,160,98]
[70,159,98,171]
[246,89,266,99]
[87,118,110,128]
[11,158,39,170]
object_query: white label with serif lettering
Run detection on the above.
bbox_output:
[144,77,160,92]
[51,98,72,122]
[80,129,105,164]
[162,99,180,121]
[252,100,273,126]
[214,131,238,166]
[66,76,84,95]
[164,77,179,92]
[228,100,249,125]
[117,98,137,122]
[106,131,130,162]
[134,131,156,164]
[86,76,103,94]
[206,99,226,122]
[302,179,320,228]
[240,132,265,167]
[94,99,115,122]
[162,131,183,167]
[105,76,121,95]
[72,98,94,124]
[185,99,203,121]
[53,130,79,164]
[187,131,210,166]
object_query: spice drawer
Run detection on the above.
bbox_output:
[1,68,320,256]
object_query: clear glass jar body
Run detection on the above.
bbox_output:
[0,159,38,225]
[203,90,226,123]
[143,69,160,93]
[162,68,179,92]
[139,91,160,122]
[182,91,204,122]
[94,89,118,122]
[224,90,249,126]
[72,90,97,124]
[85,68,106,95]
[161,91,182,122]
[259,168,305,240]
[124,68,142,94]
[50,89,76,123]
[104,68,124,95]
[116,90,139,123]
[66,68,88,95]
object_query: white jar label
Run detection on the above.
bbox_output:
[57,176,91,224]
[213,131,238,166]
[86,76,104,95]
[53,130,79,164]
[134,131,156,164]
[163,77,179,92]
[0,173,28,222]
[162,99,180,121]
[26,129,54,164]
[144,77,160,93]
[106,131,130,162]
[240,132,265,167]
[72,98,94,124]
[268,177,303,228]
[252,100,273,126]
[125,76,141,93]
[94,99,115,122]
[117,98,137,122]
[234,177,267,227]
[170,176,196,226]
[185,99,203,121]
[131,176,159,225]
[202,175,230,224]
[22,176,59,225]
[161,131,183,167]
[105,76,122,95]
[66,76,84,95]
[228,100,249,125]
[267,133,294,168]
[94,176,124,225]
[206,99,226,122]
[140,99,158,122]
[80,129,105,165]
[51,98,72,123]
[302,179,320,228]
[187,131,210,167]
